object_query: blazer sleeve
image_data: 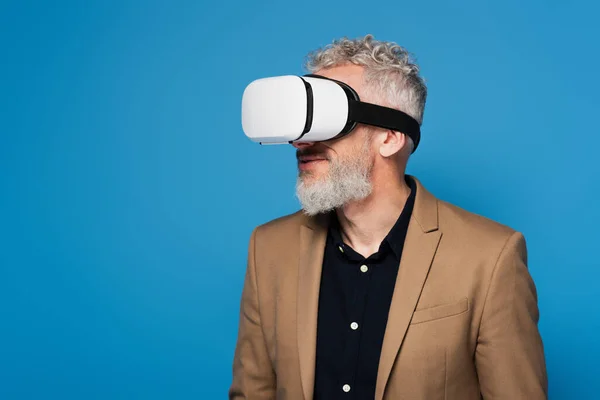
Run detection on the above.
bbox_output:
[475,231,548,399]
[229,227,276,399]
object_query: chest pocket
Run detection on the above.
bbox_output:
[410,297,469,325]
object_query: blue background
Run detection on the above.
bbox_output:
[1,0,598,398]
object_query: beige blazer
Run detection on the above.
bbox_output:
[229,176,547,399]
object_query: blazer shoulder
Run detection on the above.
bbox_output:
[253,209,306,240]
[437,199,519,243]
[249,211,308,277]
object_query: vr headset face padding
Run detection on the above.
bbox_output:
[241,74,421,152]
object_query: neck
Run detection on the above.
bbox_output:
[335,170,411,258]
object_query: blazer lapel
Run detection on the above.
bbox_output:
[297,214,329,400]
[375,177,443,400]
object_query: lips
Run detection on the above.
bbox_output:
[298,154,328,163]
[297,155,328,172]
[299,157,327,163]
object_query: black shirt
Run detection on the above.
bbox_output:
[313,176,416,399]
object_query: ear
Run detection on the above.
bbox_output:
[378,130,407,158]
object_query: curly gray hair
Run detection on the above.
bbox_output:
[304,34,427,153]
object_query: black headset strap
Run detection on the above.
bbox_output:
[348,99,421,152]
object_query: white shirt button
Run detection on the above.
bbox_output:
[350,322,359,330]
[360,264,368,273]
[342,384,351,392]
[338,245,344,253]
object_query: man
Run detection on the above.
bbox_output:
[229,35,547,399]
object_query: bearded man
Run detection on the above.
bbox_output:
[229,35,548,400]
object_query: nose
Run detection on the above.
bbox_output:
[291,141,315,149]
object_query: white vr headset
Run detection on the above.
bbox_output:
[241,74,421,153]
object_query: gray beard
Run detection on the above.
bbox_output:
[295,142,373,216]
